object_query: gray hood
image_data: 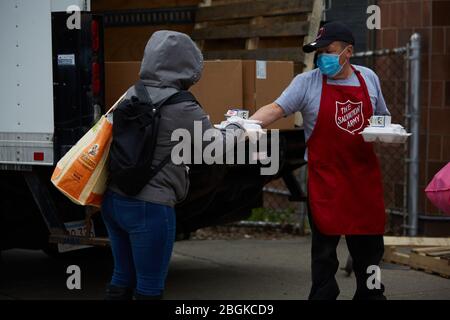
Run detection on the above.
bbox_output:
[130,30,203,104]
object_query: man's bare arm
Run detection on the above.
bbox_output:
[250,102,285,128]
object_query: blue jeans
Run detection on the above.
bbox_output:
[101,190,176,296]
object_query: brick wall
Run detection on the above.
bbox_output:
[377,0,450,215]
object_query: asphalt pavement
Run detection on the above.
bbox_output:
[0,237,449,300]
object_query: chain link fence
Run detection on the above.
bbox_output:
[256,44,414,235]
[352,47,411,234]
[259,169,305,225]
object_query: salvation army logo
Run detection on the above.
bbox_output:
[335,100,364,134]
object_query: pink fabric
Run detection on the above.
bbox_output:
[425,162,450,215]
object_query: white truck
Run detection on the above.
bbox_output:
[0,0,108,254]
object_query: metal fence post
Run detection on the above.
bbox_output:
[408,33,421,236]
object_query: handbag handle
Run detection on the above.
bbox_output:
[105,93,127,116]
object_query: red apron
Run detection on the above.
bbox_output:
[307,67,386,235]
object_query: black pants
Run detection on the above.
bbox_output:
[307,204,386,300]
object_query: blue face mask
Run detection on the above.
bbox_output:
[317,47,349,77]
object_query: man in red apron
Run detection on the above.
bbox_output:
[251,22,388,300]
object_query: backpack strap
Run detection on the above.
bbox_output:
[148,154,172,181]
[164,91,199,107]
[126,84,198,181]
[134,80,152,104]
[134,81,200,108]
[150,90,199,179]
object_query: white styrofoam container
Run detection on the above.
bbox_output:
[360,122,412,143]
[360,130,411,144]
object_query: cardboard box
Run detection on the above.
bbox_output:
[105,61,141,109]
[105,60,295,129]
[190,60,244,125]
[242,60,295,130]
[193,60,295,129]
[105,60,244,125]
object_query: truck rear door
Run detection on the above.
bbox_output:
[0,0,104,167]
[0,0,55,166]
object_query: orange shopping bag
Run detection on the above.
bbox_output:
[51,95,125,207]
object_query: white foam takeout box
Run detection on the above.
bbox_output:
[360,116,411,143]
[215,110,265,139]
[214,119,264,132]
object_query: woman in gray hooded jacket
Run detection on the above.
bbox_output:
[101,31,245,300]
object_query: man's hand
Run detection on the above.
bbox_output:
[250,103,285,128]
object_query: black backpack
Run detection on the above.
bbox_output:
[109,80,198,196]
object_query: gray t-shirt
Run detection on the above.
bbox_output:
[275,65,390,159]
